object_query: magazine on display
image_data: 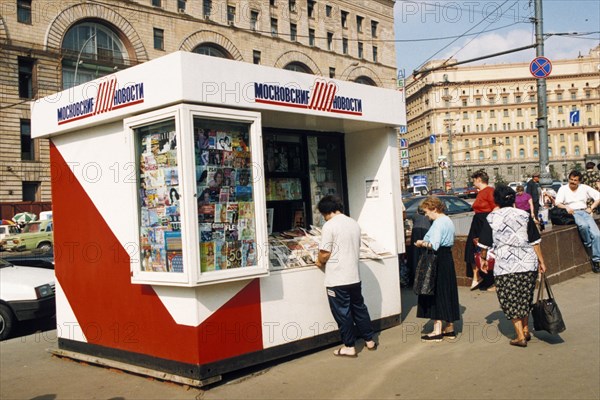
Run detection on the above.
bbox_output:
[193,121,258,272]
[138,128,183,274]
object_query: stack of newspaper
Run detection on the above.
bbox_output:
[268,226,391,270]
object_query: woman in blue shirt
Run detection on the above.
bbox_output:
[415,196,461,341]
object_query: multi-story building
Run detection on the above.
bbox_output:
[0,0,397,203]
[404,45,600,189]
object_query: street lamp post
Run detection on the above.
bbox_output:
[73,33,96,87]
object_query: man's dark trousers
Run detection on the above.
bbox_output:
[327,282,375,347]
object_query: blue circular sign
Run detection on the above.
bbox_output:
[530,57,552,78]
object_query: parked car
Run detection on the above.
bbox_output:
[0,248,54,269]
[1,220,53,252]
[0,258,56,340]
[403,195,473,220]
[0,225,19,251]
[402,195,474,243]
[454,187,478,199]
[429,189,446,196]
[508,181,523,190]
[407,185,429,196]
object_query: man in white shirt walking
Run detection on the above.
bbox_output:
[315,195,377,357]
[555,170,600,273]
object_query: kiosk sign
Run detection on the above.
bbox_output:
[57,77,145,125]
[254,78,363,116]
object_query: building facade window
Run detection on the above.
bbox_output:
[307,0,315,18]
[505,149,511,160]
[492,150,498,160]
[372,46,378,62]
[308,28,315,46]
[533,148,538,157]
[560,133,565,142]
[289,0,296,12]
[503,109,509,117]
[17,0,32,24]
[325,4,332,17]
[193,44,231,58]
[490,110,495,117]
[574,132,579,141]
[575,146,580,156]
[341,11,348,28]
[250,10,259,30]
[465,151,471,161]
[560,146,567,156]
[152,0,162,7]
[153,28,164,50]
[371,20,378,37]
[203,0,212,16]
[327,32,333,50]
[558,105,563,114]
[475,98,481,106]
[227,6,235,24]
[253,50,261,64]
[478,151,484,160]
[20,119,35,160]
[476,110,482,119]
[18,58,35,99]
[284,62,312,74]
[329,67,335,78]
[357,42,363,58]
[519,148,525,158]
[22,182,40,201]
[342,37,348,54]
[290,23,297,41]
[178,0,186,12]
[61,22,128,89]
[356,15,363,32]
[463,111,468,119]
[271,18,278,36]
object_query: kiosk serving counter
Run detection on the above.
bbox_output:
[32,51,406,385]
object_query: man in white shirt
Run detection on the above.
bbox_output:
[555,170,600,273]
[315,195,377,357]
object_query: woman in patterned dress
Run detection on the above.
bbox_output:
[477,185,547,347]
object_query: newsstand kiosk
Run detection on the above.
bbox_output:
[32,51,406,386]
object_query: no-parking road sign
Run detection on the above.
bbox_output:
[530,57,552,78]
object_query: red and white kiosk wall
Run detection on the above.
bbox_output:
[32,52,406,384]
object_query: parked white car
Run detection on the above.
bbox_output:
[0,225,19,250]
[0,258,55,340]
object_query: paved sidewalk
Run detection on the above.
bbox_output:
[1,273,599,400]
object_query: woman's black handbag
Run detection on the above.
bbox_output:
[548,207,575,225]
[532,273,566,335]
[413,249,437,296]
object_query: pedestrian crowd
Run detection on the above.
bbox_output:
[316,165,600,357]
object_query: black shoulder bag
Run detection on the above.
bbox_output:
[532,273,566,335]
[413,248,437,296]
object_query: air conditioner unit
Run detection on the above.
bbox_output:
[178,8,186,13]
[204,14,210,19]
[228,21,235,26]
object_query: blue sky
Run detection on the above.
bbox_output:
[394,0,600,76]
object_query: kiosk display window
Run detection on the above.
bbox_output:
[131,105,268,287]
[137,119,183,273]
[194,118,258,272]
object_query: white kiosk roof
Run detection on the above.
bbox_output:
[31,51,406,138]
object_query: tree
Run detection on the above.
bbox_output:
[549,165,560,181]
[494,173,507,186]
[569,162,583,173]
